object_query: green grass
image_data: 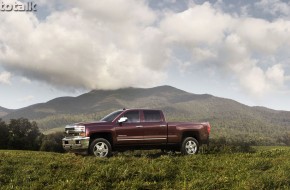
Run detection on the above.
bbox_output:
[1,147,290,189]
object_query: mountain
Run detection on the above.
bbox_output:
[4,85,213,120]
[3,85,290,145]
[0,106,13,117]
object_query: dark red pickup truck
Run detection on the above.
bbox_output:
[62,109,210,157]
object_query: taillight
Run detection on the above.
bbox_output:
[207,123,211,134]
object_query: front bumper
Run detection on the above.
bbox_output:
[62,137,90,153]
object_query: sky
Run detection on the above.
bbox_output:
[0,0,290,111]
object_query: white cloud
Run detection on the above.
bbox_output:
[159,2,290,97]
[255,0,290,17]
[160,2,232,46]
[266,64,285,87]
[68,0,156,26]
[0,71,11,85]
[0,0,290,99]
[21,77,31,84]
[17,95,35,102]
[0,0,167,90]
[238,64,285,96]
[235,18,290,53]
[191,48,217,62]
[240,67,267,95]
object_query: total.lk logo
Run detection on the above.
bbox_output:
[1,1,37,12]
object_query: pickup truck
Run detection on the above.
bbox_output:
[62,109,210,157]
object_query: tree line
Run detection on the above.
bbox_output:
[1,117,290,154]
[0,118,64,152]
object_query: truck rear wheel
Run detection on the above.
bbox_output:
[181,137,199,155]
[89,138,112,157]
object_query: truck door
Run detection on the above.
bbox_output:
[142,110,167,144]
[115,110,143,145]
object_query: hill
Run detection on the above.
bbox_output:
[0,106,13,117]
[3,86,212,119]
[1,148,290,189]
[3,85,290,144]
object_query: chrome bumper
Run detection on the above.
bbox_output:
[62,137,90,152]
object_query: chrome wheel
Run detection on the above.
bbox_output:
[185,140,197,154]
[93,142,109,157]
[90,138,112,157]
[181,137,199,155]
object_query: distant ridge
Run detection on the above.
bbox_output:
[0,106,13,117]
[3,85,213,120]
[2,85,290,144]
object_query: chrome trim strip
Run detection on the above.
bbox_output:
[63,137,90,141]
[117,138,166,141]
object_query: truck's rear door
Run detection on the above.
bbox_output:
[141,110,167,144]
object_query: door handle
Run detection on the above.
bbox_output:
[160,125,167,127]
[136,125,143,128]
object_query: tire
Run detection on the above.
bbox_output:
[89,138,112,158]
[181,137,199,155]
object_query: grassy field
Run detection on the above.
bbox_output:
[1,147,290,190]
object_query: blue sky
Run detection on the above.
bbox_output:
[1,0,290,110]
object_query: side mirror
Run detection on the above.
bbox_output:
[118,117,128,123]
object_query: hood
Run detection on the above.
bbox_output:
[70,121,109,126]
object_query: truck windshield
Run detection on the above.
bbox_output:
[100,110,123,122]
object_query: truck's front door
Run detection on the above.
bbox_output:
[115,110,143,145]
[142,110,167,144]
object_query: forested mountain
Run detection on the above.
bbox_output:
[0,106,13,117]
[2,85,290,145]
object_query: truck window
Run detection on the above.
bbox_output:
[123,111,140,123]
[144,110,161,122]
[100,110,123,122]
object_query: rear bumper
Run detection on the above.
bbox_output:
[62,137,90,154]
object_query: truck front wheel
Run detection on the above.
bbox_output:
[89,138,112,157]
[181,137,199,155]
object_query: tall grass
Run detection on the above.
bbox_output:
[1,147,290,189]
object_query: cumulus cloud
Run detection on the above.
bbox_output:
[0,0,290,98]
[235,18,290,53]
[266,64,285,87]
[161,2,232,46]
[255,0,290,17]
[160,2,290,96]
[0,0,167,90]
[241,63,287,96]
[0,71,11,85]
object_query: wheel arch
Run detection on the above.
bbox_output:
[181,130,200,143]
[89,132,113,148]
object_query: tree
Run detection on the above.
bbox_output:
[8,118,42,150]
[40,132,65,153]
[277,132,290,146]
[0,119,9,149]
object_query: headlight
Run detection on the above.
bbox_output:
[74,125,85,132]
[65,125,86,137]
[75,125,86,137]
